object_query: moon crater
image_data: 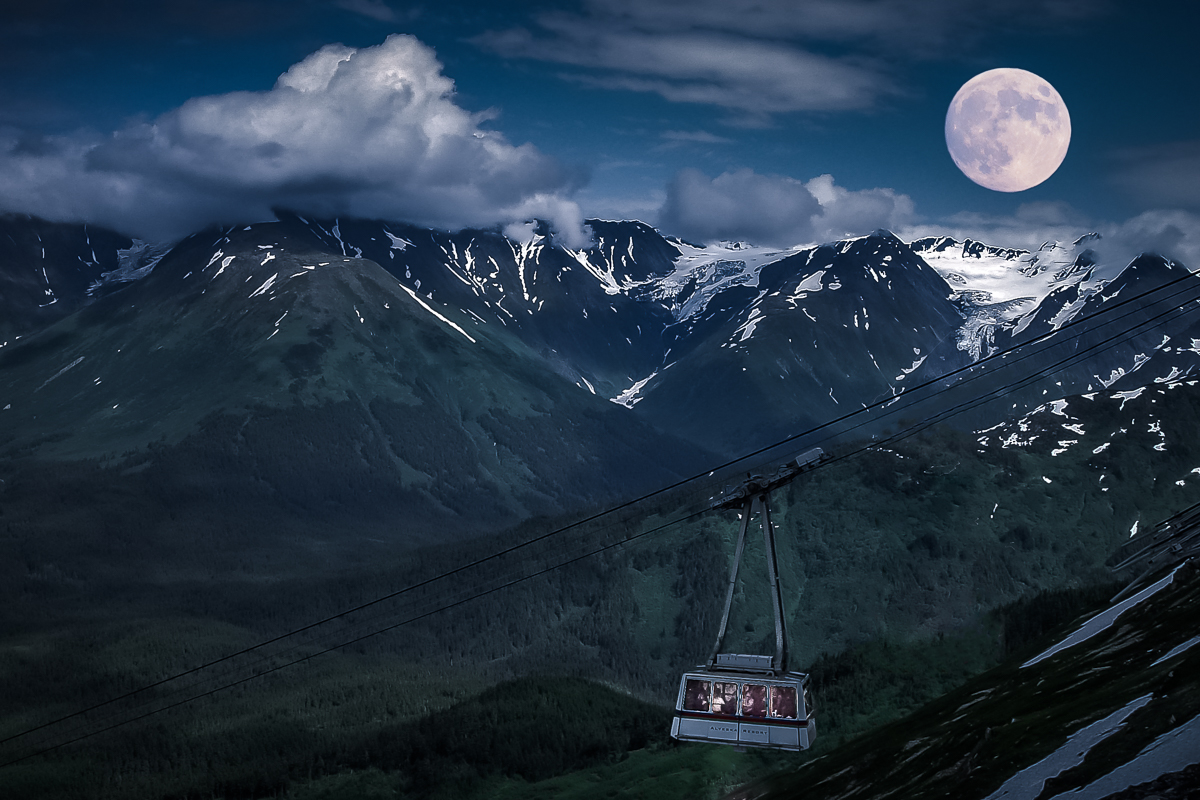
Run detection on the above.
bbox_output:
[945,68,1070,192]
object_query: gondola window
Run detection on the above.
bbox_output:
[770,686,798,719]
[741,684,768,718]
[683,679,710,712]
[712,682,739,714]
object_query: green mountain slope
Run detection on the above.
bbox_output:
[0,221,712,547]
[739,560,1200,800]
[3,387,1198,798]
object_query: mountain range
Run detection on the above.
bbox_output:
[4,210,1198,463]
[3,209,1198,577]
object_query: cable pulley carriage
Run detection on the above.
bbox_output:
[670,448,825,752]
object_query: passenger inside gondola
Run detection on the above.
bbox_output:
[770,686,798,719]
[683,679,710,712]
[741,684,768,717]
[712,682,738,714]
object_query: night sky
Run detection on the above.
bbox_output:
[2,0,1198,263]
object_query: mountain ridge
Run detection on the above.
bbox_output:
[0,218,716,540]
[6,213,1199,463]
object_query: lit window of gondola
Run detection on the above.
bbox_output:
[741,684,768,718]
[683,679,710,712]
[770,686,798,719]
[712,682,738,714]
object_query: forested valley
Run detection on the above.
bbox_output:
[3,380,1196,798]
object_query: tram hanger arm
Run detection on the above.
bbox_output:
[707,491,789,675]
[710,448,825,511]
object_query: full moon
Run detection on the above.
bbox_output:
[945,68,1070,192]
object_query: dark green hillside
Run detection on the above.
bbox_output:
[3,304,1200,800]
[739,562,1200,800]
[0,221,712,543]
[0,648,669,800]
[5,375,1200,798]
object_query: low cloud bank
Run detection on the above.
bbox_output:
[0,35,589,246]
[1097,209,1200,270]
[657,168,914,247]
[659,172,1200,273]
[904,204,1200,271]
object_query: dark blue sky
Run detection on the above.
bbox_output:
[2,0,1198,259]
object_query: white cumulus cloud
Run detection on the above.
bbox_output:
[0,35,588,246]
[658,168,820,245]
[804,174,916,242]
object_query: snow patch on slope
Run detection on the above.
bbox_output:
[652,240,800,322]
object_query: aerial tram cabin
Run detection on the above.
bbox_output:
[672,657,815,751]
[671,448,825,752]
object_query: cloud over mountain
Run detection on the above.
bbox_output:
[657,168,914,246]
[905,203,1200,272]
[0,35,588,245]
[1100,209,1200,269]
